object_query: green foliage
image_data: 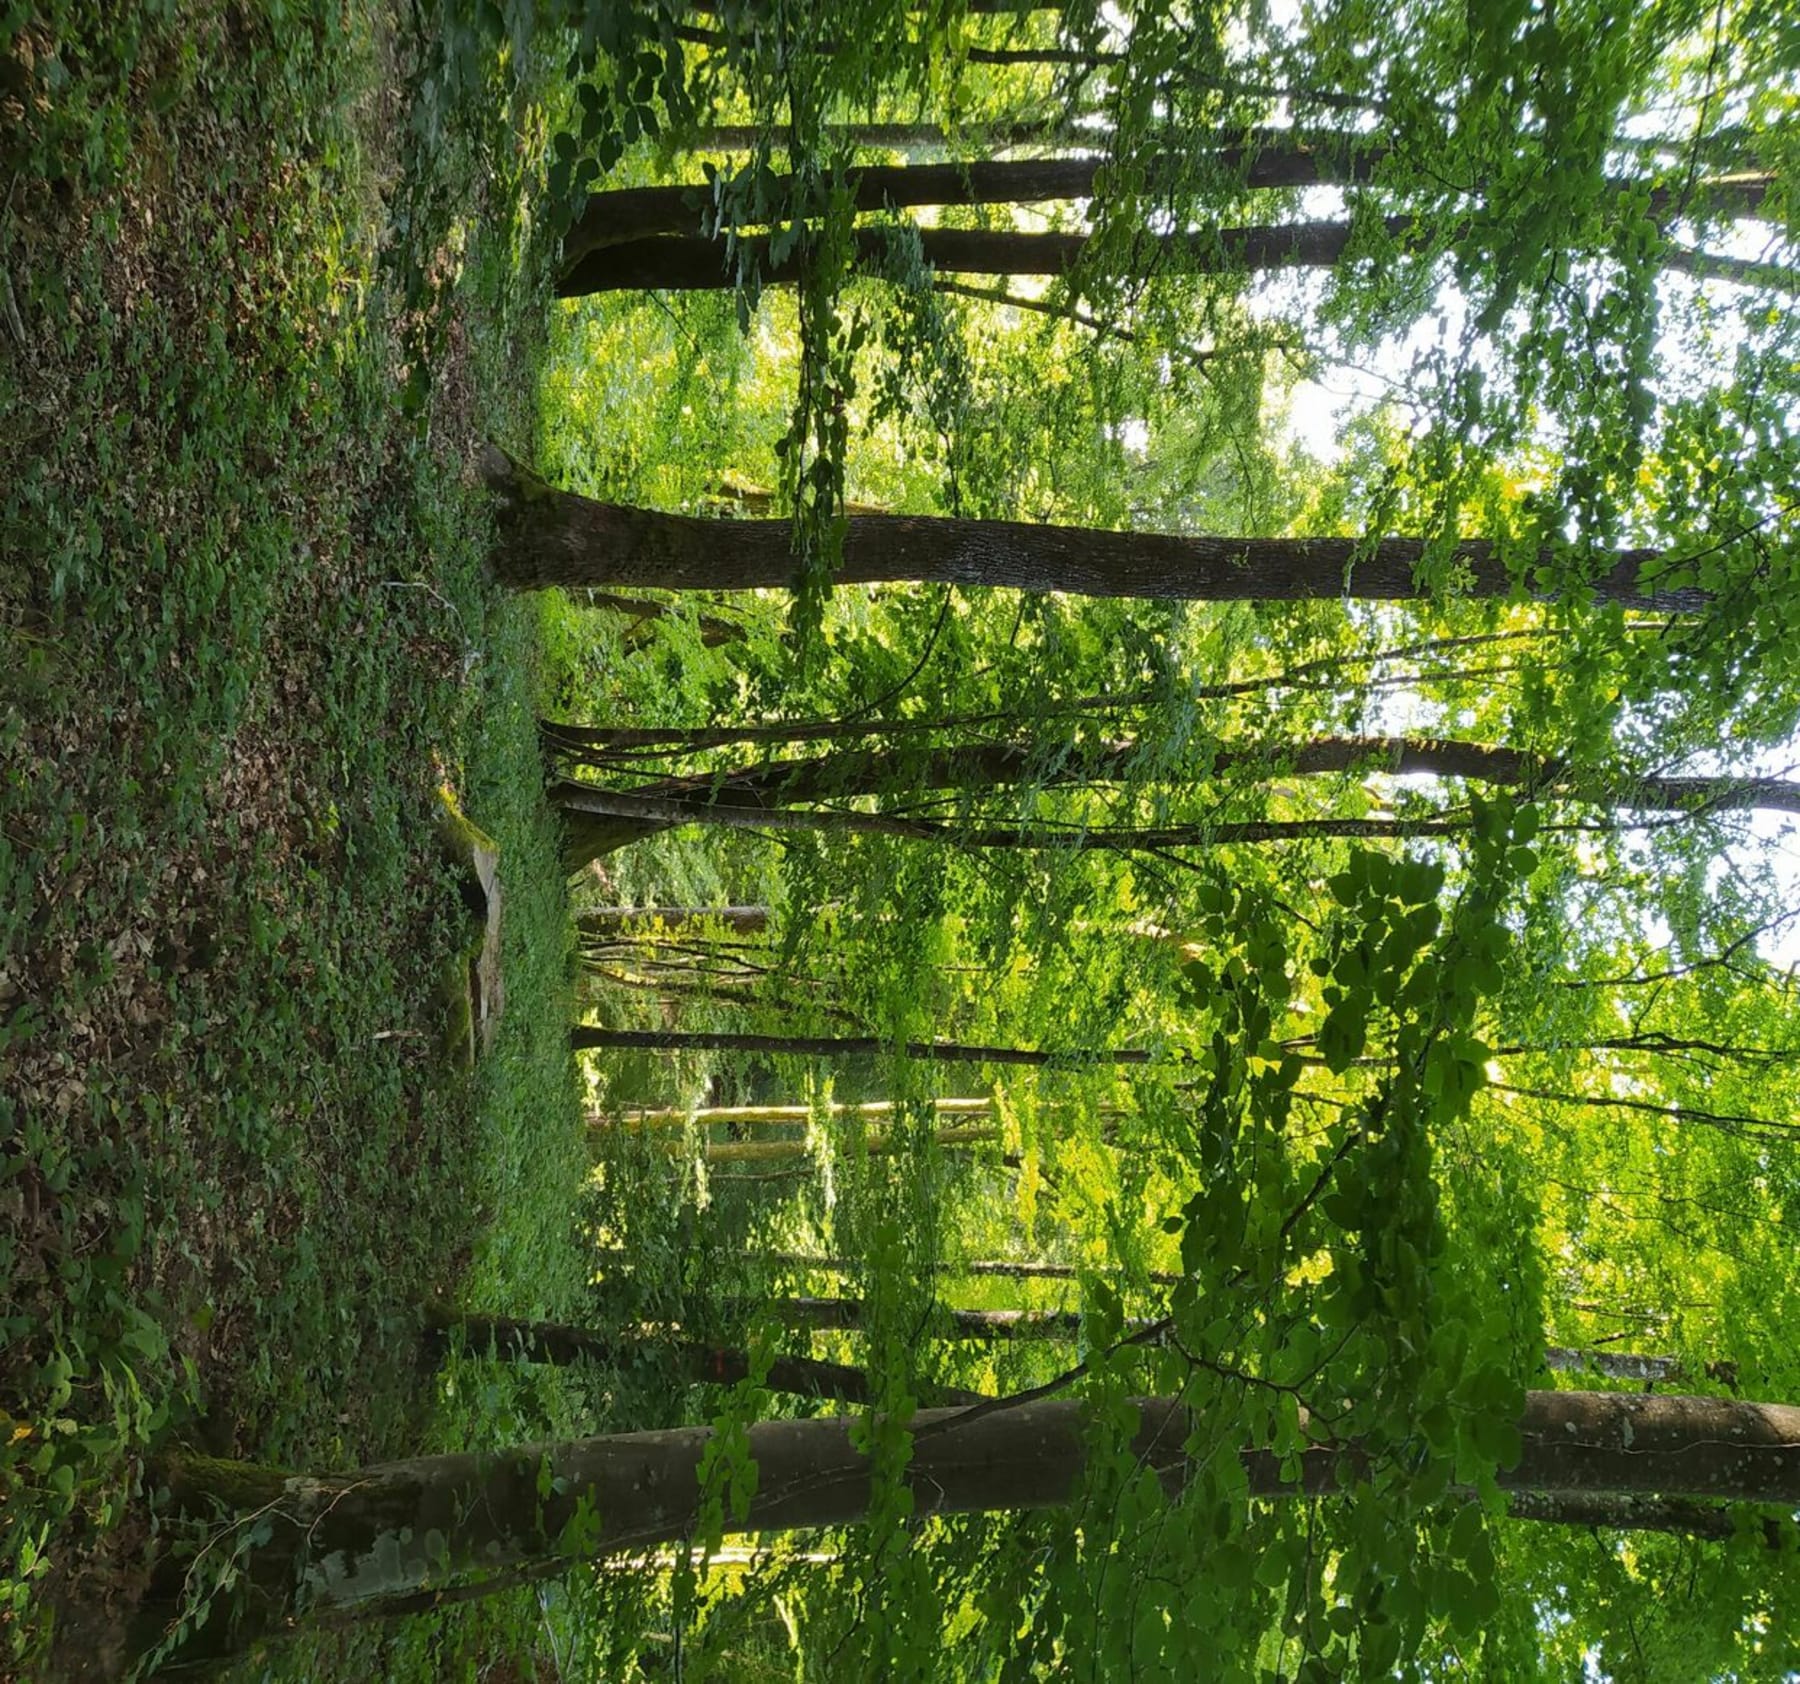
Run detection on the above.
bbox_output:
[0,0,592,1673]
[12,0,1800,1677]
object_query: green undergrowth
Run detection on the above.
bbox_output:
[0,2,591,1675]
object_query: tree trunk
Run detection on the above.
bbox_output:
[577,589,748,646]
[611,1098,999,1130]
[560,216,1406,296]
[763,1301,1708,1366]
[572,1026,1156,1067]
[554,779,1463,856]
[678,119,1086,152]
[712,1249,1178,1285]
[142,1389,1800,1665]
[1504,1490,1792,1548]
[753,1295,1151,1340]
[695,1123,1003,1163]
[673,20,1119,69]
[482,452,1692,608]
[563,141,1387,262]
[551,734,1794,866]
[576,904,773,937]
[1542,1347,1684,1384]
[559,175,1770,296]
[422,1309,985,1407]
[549,736,1799,861]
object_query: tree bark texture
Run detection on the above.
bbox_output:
[560,217,1412,296]
[482,453,1694,609]
[1504,1490,1794,1548]
[696,1123,1003,1162]
[612,1098,997,1128]
[753,1295,1154,1341]
[422,1310,985,1407]
[151,1388,1800,1661]
[576,904,773,937]
[1542,1347,1683,1384]
[563,142,1388,261]
[565,153,1767,266]
[548,737,1798,862]
[732,1250,1180,1285]
[559,175,1770,297]
[553,779,1465,857]
[572,1026,1156,1067]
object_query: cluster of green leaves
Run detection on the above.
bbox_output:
[424,0,689,211]
[554,523,1800,1678]
[520,1,1800,1677]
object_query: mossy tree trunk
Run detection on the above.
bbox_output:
[136,1389,1800,1669]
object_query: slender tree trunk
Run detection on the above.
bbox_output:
[481,452,1692,608]
[576,905,774,937]
[580,964,869,1028]
[590,162,1762,252]
[752,1295,1151,1340]
[550,737,1800,860]
[713,1249,1178,1285]
[140,1389,1800,1665]
[1661,247,1799,293]
[677,120,1080,152]
[612,1097,998,1128]
[572,1026,1157,1067]
[557,770,1795,860]
[695,1123,1004,1163]
[674,118,1763,169]
[553,735,1796,866]
[681,0,1063,15]
[762,1299,1702,1368]
[1541,1348,1684,1384]
[555,779,1461,856]
[422,1309,984,1407]
[1504,1490,1792,1547]
[578,590,748,646]
[673,22,1119,68]
[599,1250,1728,1389]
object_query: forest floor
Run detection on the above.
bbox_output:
[0,6,594,1676]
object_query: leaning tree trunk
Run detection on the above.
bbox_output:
[482,451,1694,609]
[137,1389,1800,1668]
[1505,1490,1793,1548]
